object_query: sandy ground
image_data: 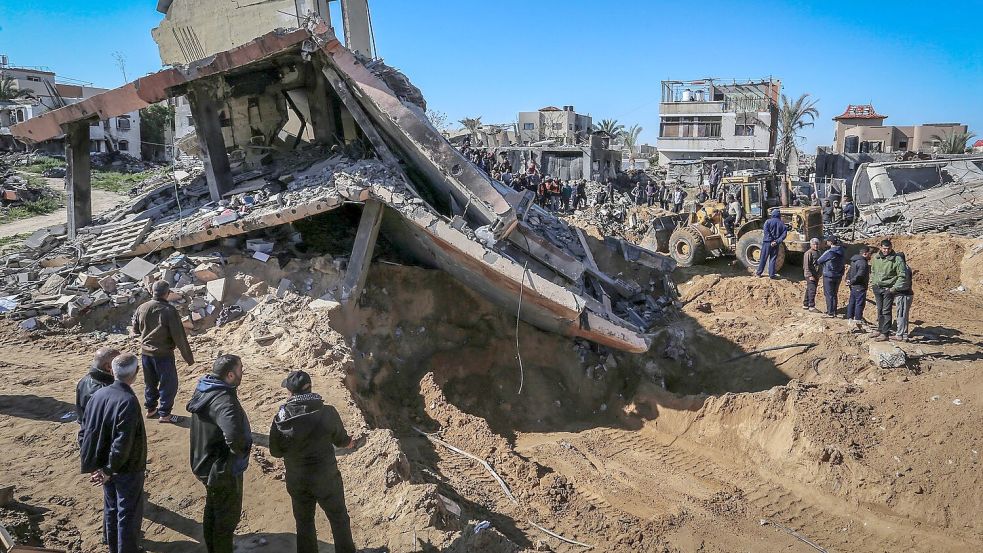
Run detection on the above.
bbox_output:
[0,176,126,238]
[0,232,980,552]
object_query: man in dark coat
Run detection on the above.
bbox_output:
[802,238,821,312]
[816,237,846,317]
[187,355,251,553]
[845,246,875,327]
[270,371,357,553]
[132,280,194,424]
[77,347,120,444]
[80,353,146,553]
[756,208,788,279]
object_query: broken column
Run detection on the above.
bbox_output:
[187,83,234,201]
[341,200,384,304]
[65,119,92,238]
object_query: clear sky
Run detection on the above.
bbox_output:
[1,0,980,149]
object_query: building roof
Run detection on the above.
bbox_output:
[539,106,562,112]
[974,140,983,148]
[833,104,887,121]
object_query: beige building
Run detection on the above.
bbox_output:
[517,106,592,146]
[832,104,968,154]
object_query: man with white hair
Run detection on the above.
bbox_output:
[76,347,120,445]
[80,353,147,553]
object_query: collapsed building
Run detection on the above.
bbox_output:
[852,156,983,237]
[5,23,677,353]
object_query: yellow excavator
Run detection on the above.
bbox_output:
[652,174,824,271]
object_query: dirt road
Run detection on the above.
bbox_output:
[0,176,126,238]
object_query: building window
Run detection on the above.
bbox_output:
[118,140,129,151]
[859,141,882,153]
[117,116,131,131]
[187,116,194,127]
[844,136,859,154]
[735,124,755,136]
[16,110,25,123]
[898,140,908,150]
[26,76,42,82]
[522,123,535,130]
[660,117,721,138]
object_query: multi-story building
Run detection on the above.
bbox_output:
[656,78,780,166]
[517,106,592,146]
[832,104,968,154]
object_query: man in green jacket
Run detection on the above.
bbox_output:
[869,239,907,341]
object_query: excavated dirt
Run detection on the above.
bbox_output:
[0,233,981,552]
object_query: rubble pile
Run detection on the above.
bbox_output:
[0,157,53,207]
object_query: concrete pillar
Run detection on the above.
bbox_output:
[341,0,373,58]
[341,199,384,304]
[187,84,234,201]
[65,120,92,239]
[309,63,339,145]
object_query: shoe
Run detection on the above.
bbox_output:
[808,307,819,313]
[874,336,888,342]
[890,335,907,342]
[158,414,184,424]
[770,275,780,280]
[840,315,850,320]
[868,331,882,338]
[823,313,835,318]
[755,273,763,278]
[801,305,809,310]
[145,408,159,419]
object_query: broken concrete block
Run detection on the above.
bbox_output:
[252,251,271,263]
[121,257,158,282]
[193,263,223,283]
[99,275,118,294]
[869,341,907,368]
[206,278,227,303]
[19,318,37,330]
[246,239,275,254]
[309,297,340,312]
[91,291,110,307]
[235,297,259,313]
[24,228,55,250]
[276,278,293,299]
[38,274,67,296]
[78,273,101,290]
[212,210,240,226]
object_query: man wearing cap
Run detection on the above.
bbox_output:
[270,371,357,553]
[132,280,194,424]
[187,355,251,553]
[756,208,788,279]
[816,236,846,317]
[80,353,146,553]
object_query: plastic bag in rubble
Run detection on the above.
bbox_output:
[474,225,497,247]
[216,305,244,327]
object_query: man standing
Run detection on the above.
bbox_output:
[671,186,687,213]
[709,162,722,199]
[80,353,146,553]
[756,208,788,279]
[845,246,875,328]
[842,198,856,228]
[893,253,914,341]
[645,181,657,207]
[821,200,834,227]
[816,237,846,317]
[270,371,357,553]
[133,280,194,424]
[187,355,252,553]
[76,347,120,444]
[869,239,907,341]
[573,180,587,209]
[802,238,821,312]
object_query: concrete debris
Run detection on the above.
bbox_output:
[868,341,907,369]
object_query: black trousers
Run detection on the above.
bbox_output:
[203,475,243,553]
[288,467,356,553]
[103,471,145,553]
[803,277,817,308]
[873,286,895,335]
[823,276,841,315]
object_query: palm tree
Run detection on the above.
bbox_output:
[623,124,643,165]
[0,75,36,101]
[458,116,483,142]
[593,118,624,137]
[931,129,976,154]
[776,93,819,170]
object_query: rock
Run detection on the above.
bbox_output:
[193,263,223,283]
[869,341,907,368]
[206,278,227,303]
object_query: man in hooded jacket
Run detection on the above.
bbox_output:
[756,208,788,279]
[816,237,846,317]
[845,246,875,326]
[187,355,252,553]
[270,371,357,553]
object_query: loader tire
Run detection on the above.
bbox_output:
[736,230,785,273]
[668,227,707,267]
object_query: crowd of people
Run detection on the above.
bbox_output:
[76,280,357,553]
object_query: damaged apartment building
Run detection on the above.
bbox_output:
[5,18,677,355]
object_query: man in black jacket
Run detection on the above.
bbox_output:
[79,353,146,553]
[187,354,251,553]
[845,246,875,328]
[76,347,120,445]
[270,371,357,553]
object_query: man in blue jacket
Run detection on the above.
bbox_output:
[80,353,146,553]
[187,355,252,553]
[845,246,875,327]
[816,236,846,317]
[756,208,788,279]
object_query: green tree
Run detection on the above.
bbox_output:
[593,118,624,137]
[623,124,643,165]
[139,103,174,161]
[931,129,976,154]
[776,93,819,171]
[0,75,36,100]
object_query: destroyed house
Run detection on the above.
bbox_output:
[9,24,677,353]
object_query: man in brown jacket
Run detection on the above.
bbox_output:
[132,280,194,424]
[802,238,821,312]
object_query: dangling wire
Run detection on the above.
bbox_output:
[515,261,528,395]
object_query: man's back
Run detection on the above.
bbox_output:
[76,368,114,441]
[133,299,192,362]
[80,383,146,475]
[270,395,350,477]
[187,376,250,484]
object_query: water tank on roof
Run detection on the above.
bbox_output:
[695,90,705,102]
[682,89,692,102]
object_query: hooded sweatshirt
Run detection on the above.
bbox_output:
[187,375,252,485]
[269,393,350,487]
[762,209,788,244]
[817,245,846,278]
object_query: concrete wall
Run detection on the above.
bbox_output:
[517,109,590,145]
[834,119,967,154]
[657,110,773,164]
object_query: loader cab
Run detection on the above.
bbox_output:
[743,182,765,219]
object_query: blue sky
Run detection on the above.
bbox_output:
[1,0,980,149]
